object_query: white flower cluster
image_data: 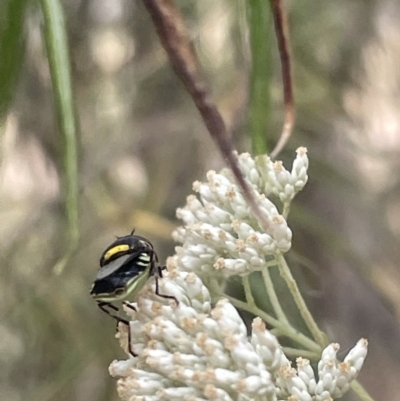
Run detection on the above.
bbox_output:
[172,149,309,278]
[109,268,368,401]
[275,339,368,401]
[257,147,309,203]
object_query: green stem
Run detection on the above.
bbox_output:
[261,264,289,324]
[226,295,321,353]
[40,0,79,273]
[276,254,327,347]
[282,201,290,219]
[243,275,256,307]
[206,277,226,303]
[281,347,320,360]
[350,380,375,401]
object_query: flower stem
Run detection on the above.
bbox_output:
[282,347,320,360]
[350,380,376,401]
[226,295,321,353]
[282,201,290,219]
[261,264,289,324]
[276,254,327,347]
[243,275,256,307]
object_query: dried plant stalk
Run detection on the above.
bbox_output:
[270,0,295,159]
[142,0,272,231]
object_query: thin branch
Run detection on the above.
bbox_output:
[269,0,295,159]
[141,0,272,233]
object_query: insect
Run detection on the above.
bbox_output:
[90,231,177,356]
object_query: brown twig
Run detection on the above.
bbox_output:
[269,0,295,159]
[141,0,271,230]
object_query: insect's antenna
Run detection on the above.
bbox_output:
[130,228,136,235]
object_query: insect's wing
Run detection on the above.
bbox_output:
[95,254,133,280]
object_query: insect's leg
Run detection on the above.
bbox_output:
[96,302,136,357]
[117,319,136,357]
[123,301,137,312]
[97,301,123,321]
[155,273,179,305]
[120,303,139,357]
[157,265,166,277]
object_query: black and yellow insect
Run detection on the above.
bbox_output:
[91,231,177,355]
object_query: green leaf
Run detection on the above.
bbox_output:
[247,0,272,155]
[40,0,80,272]
[0,0,28,120]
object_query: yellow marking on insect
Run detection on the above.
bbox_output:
[103,244,130,261]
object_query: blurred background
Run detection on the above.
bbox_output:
[1,0,400,400]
